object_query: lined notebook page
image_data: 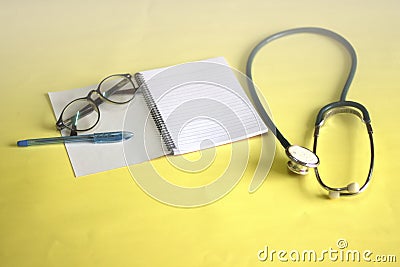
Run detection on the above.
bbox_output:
[139,57,267,155]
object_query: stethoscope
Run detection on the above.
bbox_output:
[246,27,374,199]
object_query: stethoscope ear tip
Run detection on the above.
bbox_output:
[347,182,360,193]
[329,191,341,199]
[328,182,361,199]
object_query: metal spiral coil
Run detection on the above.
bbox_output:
[135,73,176,154]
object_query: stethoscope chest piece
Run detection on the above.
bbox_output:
[286,145,320,175]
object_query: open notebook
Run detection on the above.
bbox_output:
[49,57,267,177]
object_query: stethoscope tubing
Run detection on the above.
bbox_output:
[246,27,358,148]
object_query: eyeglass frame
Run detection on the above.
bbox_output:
[56,73,137,135]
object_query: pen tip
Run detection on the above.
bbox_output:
[123,131,134,140]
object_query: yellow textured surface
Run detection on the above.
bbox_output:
[0,1,399,266]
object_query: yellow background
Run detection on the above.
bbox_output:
[1,0,399,266]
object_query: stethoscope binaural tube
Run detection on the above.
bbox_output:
[313,101,374,199]
[246,27,374,198]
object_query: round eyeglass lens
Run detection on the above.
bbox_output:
[61,98,99,131]
[98,75,136,103]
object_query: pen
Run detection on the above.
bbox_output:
[17,131,134,147]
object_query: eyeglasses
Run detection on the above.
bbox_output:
[56,74,137,135]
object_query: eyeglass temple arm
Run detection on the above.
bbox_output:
[101,78,131,99]
[57,79,136,130]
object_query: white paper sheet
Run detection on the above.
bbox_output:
[48,86,165,177]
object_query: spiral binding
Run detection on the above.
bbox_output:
[135,73,176,154]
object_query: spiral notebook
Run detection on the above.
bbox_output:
[49,57,268,177]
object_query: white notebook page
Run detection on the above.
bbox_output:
[139,57,267,155]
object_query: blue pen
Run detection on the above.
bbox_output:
[17,131,134,147]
